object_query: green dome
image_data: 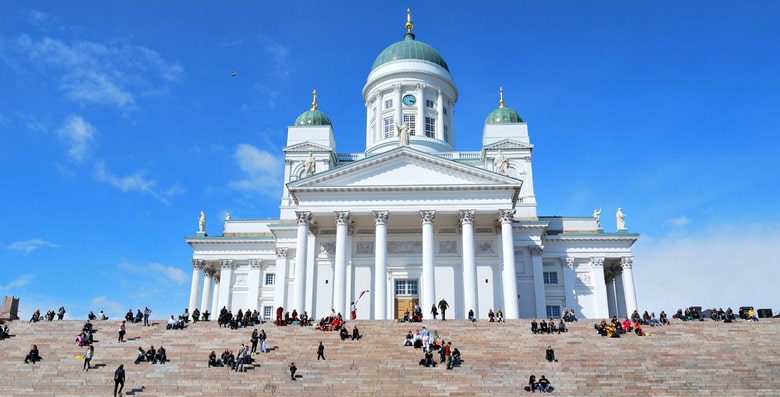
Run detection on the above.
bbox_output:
[485,106,523,124]
[371,33,449,72]
[294,109,332,126]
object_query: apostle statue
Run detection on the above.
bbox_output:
[593,208,602,228]
[616,208,627,231]
[493,150,509,174]
[396,123,410,147]
[198,211,206,233]
[303,152,316,177]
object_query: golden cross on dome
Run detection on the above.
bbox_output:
[499,87,505,108]
[311,89,318,110]
[406,9,414,33]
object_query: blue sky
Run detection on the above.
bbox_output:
[1,2,778,320]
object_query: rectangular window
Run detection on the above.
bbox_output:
[385,99,393,110]
[425,99,435,109]
[383,116,394,138]
[265,273,275,285]
[546,305,561,318]
[543,272,558,285]
[263,306,273,321]
[403,114,416,136]
[443,125,449,141]
[443,107,448,116]
[424,117,436,138]
[394,280,419,296]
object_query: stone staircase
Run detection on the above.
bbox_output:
[1,317,778,396]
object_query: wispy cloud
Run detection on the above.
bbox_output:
[664,216,690,227]
[7,238,58,255]
[117,260,188,286]
[93,160,184,204]
[90,295,126,319]
[4,34,182,109]
[634,224,780,313]
[227,144,283,198]
[0,274,35,290]
[57,115,95,162]
[260,36,290,81]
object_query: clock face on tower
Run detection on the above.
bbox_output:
[402,94,417,106]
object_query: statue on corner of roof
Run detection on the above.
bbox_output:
[593,208,602,228]
[198,211,206,233]
[616,207,627,231]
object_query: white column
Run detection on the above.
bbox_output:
[333,211,350,317]
[293,211,311,315]
[417,84,425,136]
[591,257,609,318]
[530,246,546,318]
[499,209,519,319]
[436,90,444,140]
[200,268,213,313]
[607,275,618,317]
[188,260,204,315]
[394,84,402,131]
[615,272,626,317]
[273,248,289,311]
[562,257,577,313]
[460,210,478,318]
[217,260,234,311]
[420,210,436,318]
[210,278,220,317]
[373,211,389,320]
[248,260,263,311]
[621,257,638,315]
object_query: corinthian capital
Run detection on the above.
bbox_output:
[295,211,312,225]
[419,210,436,224]
[459,210,476,224]
[372,210,389,225]
[621,256,634,269]
[590,257,605,268]
[498,209,515,223]
[334,211,351,225]
[276,247,289,258]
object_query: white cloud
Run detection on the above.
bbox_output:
[7,238,58,255]
[117,260,188,285]
[227,144,283,198]
[57,115,95,162]
[0,274,34,290]
[93,161,183,204]
[665,216,690,227]
[633,224,780,314]
[90,295,126,319]
[5,34,182,109]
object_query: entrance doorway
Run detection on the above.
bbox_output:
[394,279,419,320]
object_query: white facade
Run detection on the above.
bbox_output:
[186,15,638,321]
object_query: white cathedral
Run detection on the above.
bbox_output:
[186,12,639,321]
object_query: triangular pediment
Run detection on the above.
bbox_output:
[283,142,332,153]
[289,147,521,191]
[482,138,534,151]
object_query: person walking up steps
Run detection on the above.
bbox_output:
[113,364,125,397]
[83,345,94,371]
[438,298,450,321]
[317,341,325,360]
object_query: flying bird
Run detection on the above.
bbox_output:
[231,70,239,77]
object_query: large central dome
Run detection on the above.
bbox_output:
[371,32,449,72]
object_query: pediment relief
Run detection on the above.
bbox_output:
[288,147,521,190]
[482,139,534,151]
[283,142,332,153]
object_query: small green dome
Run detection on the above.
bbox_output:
[485,106,523,124]
[371,33,449,72]
[294,109,331,126]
